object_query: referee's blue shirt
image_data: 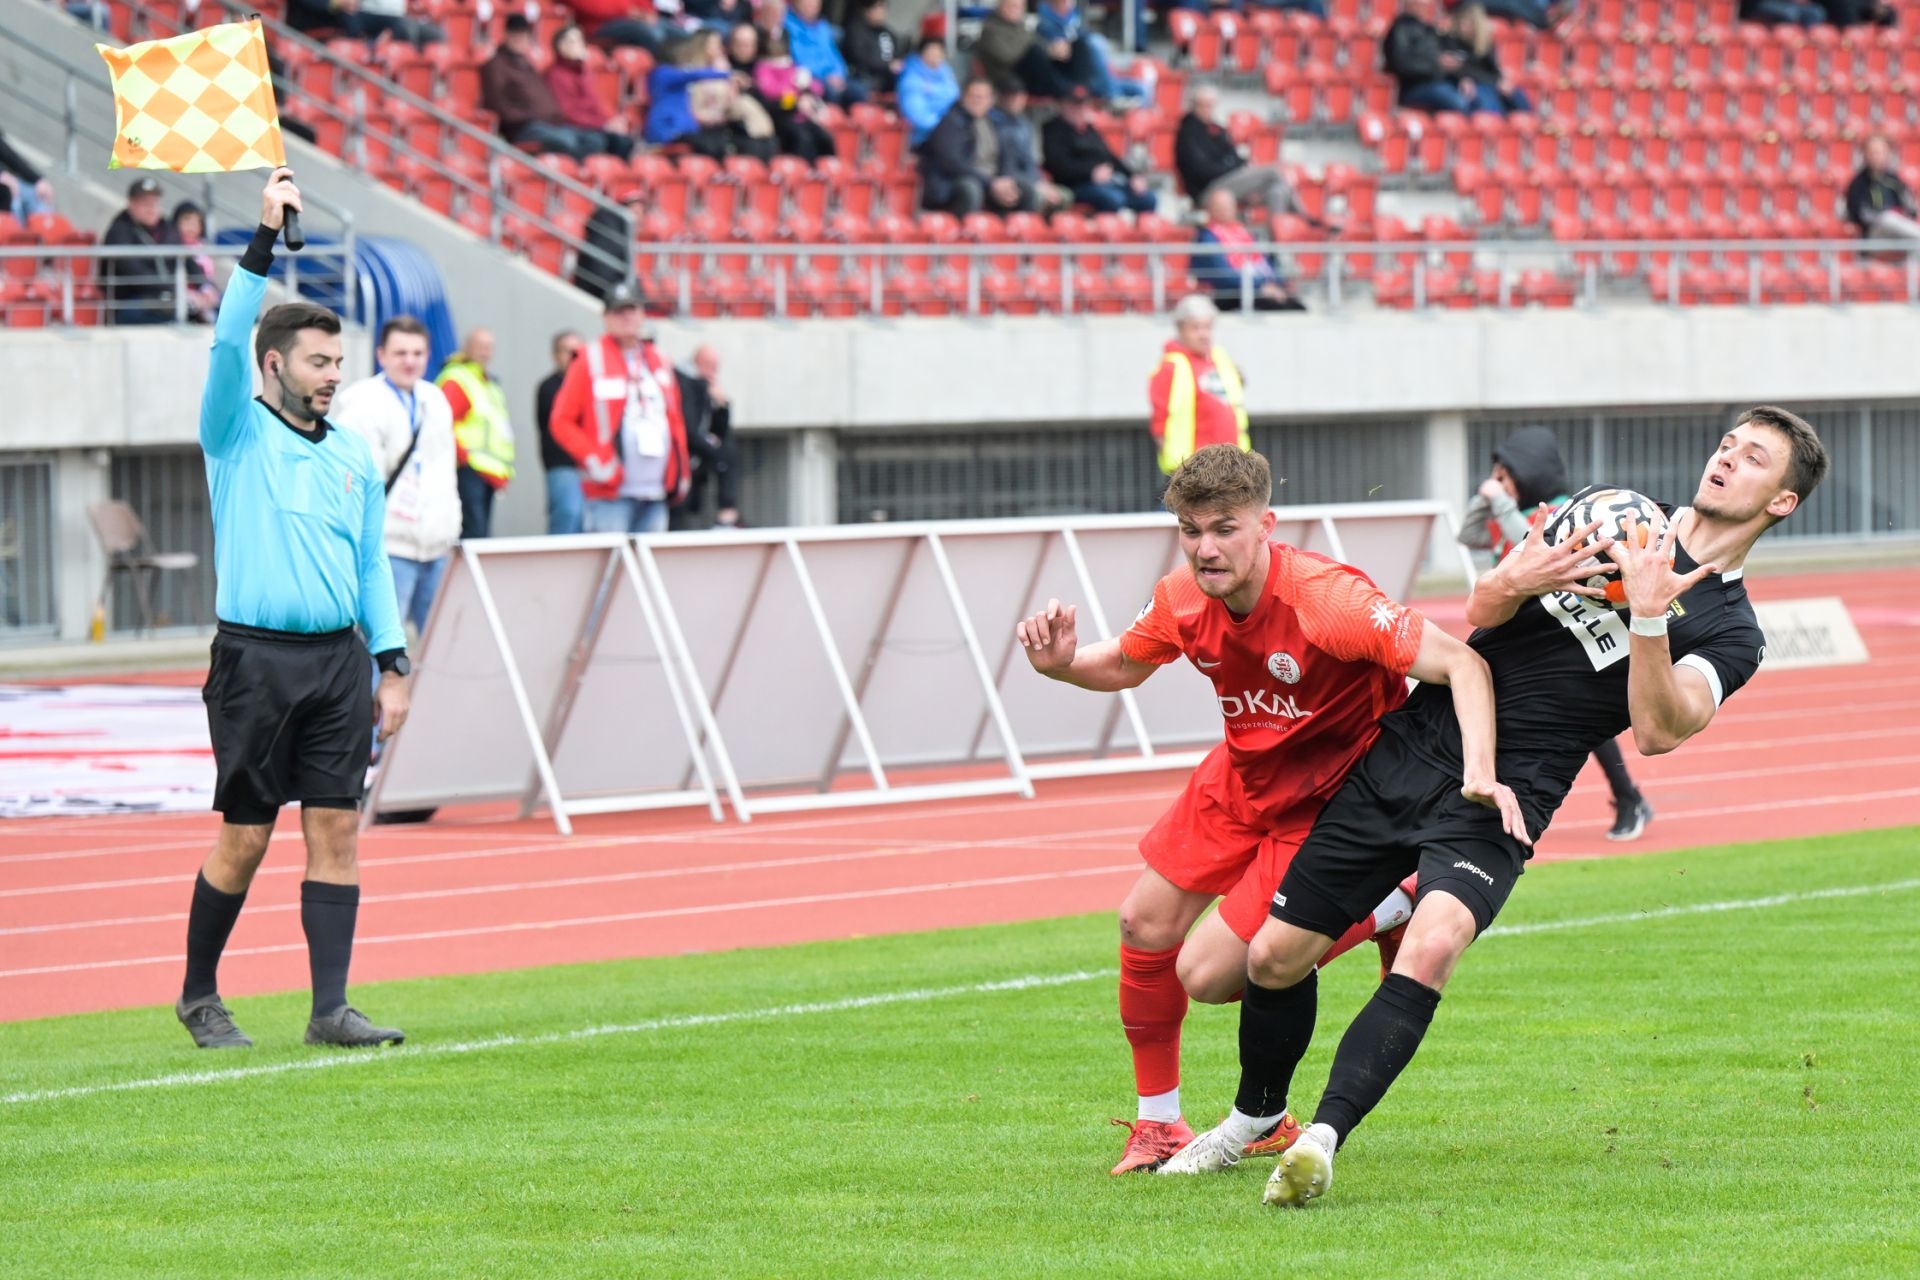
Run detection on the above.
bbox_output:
[200,253,405,655]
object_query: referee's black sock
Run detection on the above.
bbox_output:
[1593,737,1640,803]
[182,872,247,1003]
[1232,968,1318,1120]
[300,881,360,1019]
[1312,973,1442,1143]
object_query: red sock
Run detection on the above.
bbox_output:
[1316,917,1377,967]
[1118,943,1188,1098]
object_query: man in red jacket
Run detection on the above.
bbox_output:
[550,284,691,534]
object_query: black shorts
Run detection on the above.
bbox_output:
[203,622,372,826]
[1269,727,1531,938]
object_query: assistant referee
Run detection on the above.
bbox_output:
[175,168,411,1051]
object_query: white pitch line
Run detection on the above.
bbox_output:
[11,873,1920,1108]
[0,969,1117,1107]
[0,863,1144,978]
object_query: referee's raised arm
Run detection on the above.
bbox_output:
[199,169,301,459]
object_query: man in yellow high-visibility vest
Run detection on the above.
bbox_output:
[1148,295,1249,501]
[437,327,516,538]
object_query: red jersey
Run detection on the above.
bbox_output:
[1118,542,1425,821]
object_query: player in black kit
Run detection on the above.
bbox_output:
[1172,406,1830,1207]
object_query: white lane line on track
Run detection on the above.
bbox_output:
[11,874,1920,1106]
[0,825,1151,938]
[0,863,1145,979]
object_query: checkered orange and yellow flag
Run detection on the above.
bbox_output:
[97,18,286,173]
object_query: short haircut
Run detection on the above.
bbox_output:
[916,34,944,54]
[1736,405,1830,508]
[377,315,428,349]
[964,75,996,94]
[1164,445,1272,518]
[1172,293,1217,325]
[552,328,583,358]
[254,302,341,370]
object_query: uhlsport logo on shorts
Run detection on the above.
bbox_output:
[1267,651,1301,683]
[1452,859,1496,886]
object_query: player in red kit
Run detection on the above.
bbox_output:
[1016,446,1523,1176]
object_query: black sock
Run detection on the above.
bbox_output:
[1232,968,1318,1119]
[1592,738,1639,804]
[300,880,360,1019]
[1312,973,1442,1142]
[182,872,248,1003]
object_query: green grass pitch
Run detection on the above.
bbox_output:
[4,828,1918,1278]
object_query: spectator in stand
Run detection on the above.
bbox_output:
[1147,294,1249,497]
[567,0,674,50]
[333,317,463,638]
[994,81,1073,212]
[0,131,54,219]
[921,77,1040,215]
[1035,0,1147,105]
[1443,3,1531,116]
[170,201,220,324]
[1176,87,1297,217]
[1738,0,1827,25]
[483,15,631,160]
[899,35,960,147]
[286,0,440,44]
[976,0,1079,99]
[688,0,755,35]
[843,0,903,97]
[102,176,178,326]
[546,25,639,160]
[437,329,517,539]
[1820,0,1897,27]
[1846,134,1920,240]
[550,285,692,535]
[752,28,840,162]
[648,30,758,157]
[1190,187,1306,312]
[786,0,864,105]
[1385,0,1497,117]
[670,345,743,531]
[537,330,587,536]
[754,0,790,45]
[1043,87,1156,214]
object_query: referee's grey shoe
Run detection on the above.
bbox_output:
[176,995,254,1049]
[304,1006,406,1048]
[1607,794,1655,841]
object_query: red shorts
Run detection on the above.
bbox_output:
[1138,743,1324,943]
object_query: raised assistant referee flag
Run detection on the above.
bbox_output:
[96,18,286,173]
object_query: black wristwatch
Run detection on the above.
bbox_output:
[376,651,412,678]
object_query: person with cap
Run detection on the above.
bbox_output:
[1457,425,1654,840]
[1042,87,1157,214]
[549,284,692,535]
[1147,295,1250,504]
[436,328,516,539]
[102,176,180,325]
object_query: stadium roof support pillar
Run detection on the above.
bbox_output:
[789,427,840,526]
[1424,411,1471,583]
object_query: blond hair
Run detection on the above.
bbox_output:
[1163,444,1271,517]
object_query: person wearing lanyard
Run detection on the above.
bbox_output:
[550,285,691,534]
[334,316,463,637]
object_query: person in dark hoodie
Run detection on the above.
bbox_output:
[1458,426,1654,841]
[1845,134,1920,241]
[842,0,903,96]
[1383,0,1484,116]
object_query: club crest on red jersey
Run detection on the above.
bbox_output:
[1266,651,1301,684]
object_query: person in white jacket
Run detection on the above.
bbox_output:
[331,316,463,638]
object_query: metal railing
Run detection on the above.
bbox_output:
[112,0,629,284]
[0,241,356,324]
[622,236,1920,317]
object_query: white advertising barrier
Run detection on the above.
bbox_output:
[365,505,1473,831]
[1751,597,1870,671]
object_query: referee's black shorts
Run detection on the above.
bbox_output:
[1270,727,1535,939]
[203,621,372,826]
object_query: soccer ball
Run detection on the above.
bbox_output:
[1540,488,1666,607]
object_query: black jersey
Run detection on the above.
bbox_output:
[1382,502,1767,832]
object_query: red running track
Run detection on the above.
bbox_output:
[4,566,1918,1023]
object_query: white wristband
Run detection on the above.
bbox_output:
[1629,612,1669,637]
